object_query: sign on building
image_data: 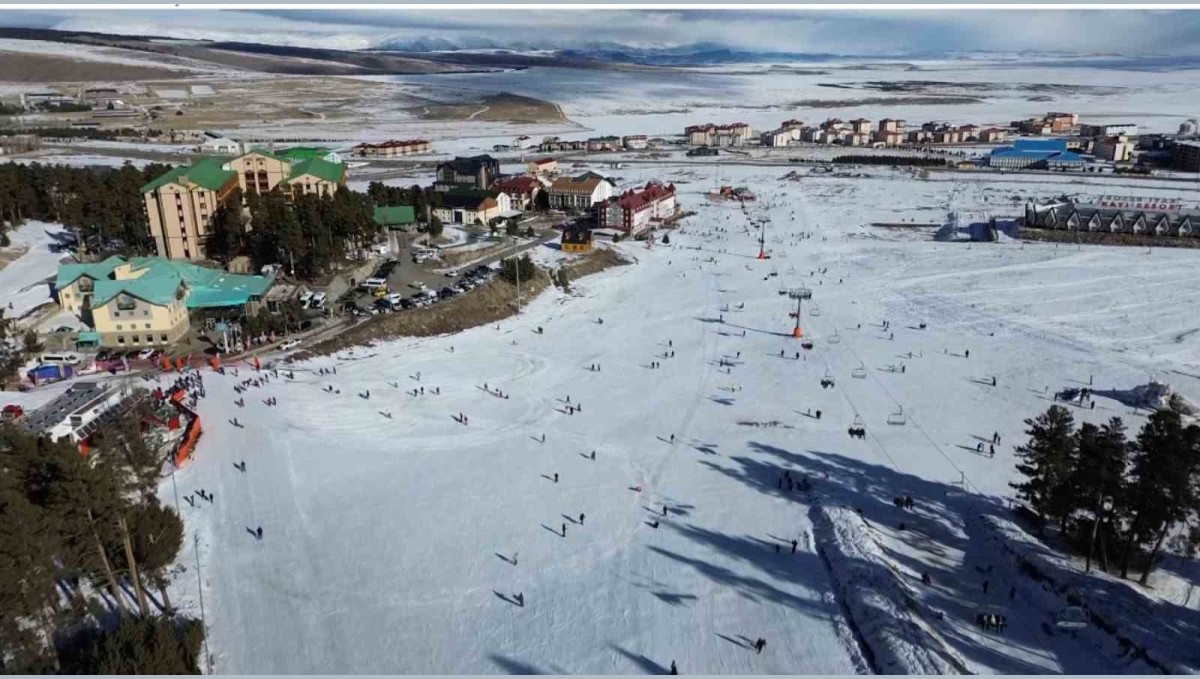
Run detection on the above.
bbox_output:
[1095,195,1192,213]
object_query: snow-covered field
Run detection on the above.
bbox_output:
[0,221,71,324]
[154,162,1200,673]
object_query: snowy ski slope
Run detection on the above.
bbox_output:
[162,164,1200,674]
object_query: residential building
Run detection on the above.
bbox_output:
[587,136,622,152]
[561,227,593,253]
[373,205,418,230]
[199,132,242,155]
[760,128,793,148]
[55,256,272,348]
[849,118,872,135]
[877,118,904,133]
[1046,112,1078,133]
[845,133,872,147]
[352,139,432,157]
[781,119,804,132]
[685,123,753,147]
[281,157,347,198]
[19,91,78,109]
[622,135,649,150]
[491,176,542,211]
[527,157,558,175]
[433,188,512,225]
[548,173,615,211]
[1093,135,1134,162]
[986,139,1088,170]
[980,128,1008,143]
[597,181,677,237]
[141,157,240,261]
[0,134,39,155]
[873,130,905,147]
[1173,140,1200,171]
[1081,123,1138,138]
[908,130,934,144]
[435,155,501,190]
[958,124,981,142]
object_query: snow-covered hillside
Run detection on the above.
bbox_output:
[160,163,1200,673]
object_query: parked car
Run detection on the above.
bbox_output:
[444,270,458,278]
[409,280,427,290]
[279,339,301,351]
[137,348,159,361]
[439,287,457,299]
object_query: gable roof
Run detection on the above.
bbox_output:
[140,157,236,194]
[550,175,605,195]
[374,205,417,226]
[278,146,332,162]
[441,188,500,210]
[285,157,346,184]
[55,255,126,290]
[493,176,540,194]
[63,256,272,310]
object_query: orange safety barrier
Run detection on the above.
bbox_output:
[175,356,185,372]
[161,356,173,371]
[174,415,203,468]
[209,355,221,371]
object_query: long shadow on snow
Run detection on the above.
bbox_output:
[691,441,1116,673]
[610,644,671,674]
[488,653,548,674]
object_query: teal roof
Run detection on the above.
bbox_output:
[61,256,272,310]
[140,157,236,194]
[55,255,125,290]
[286,157,345,184]
[374,205,417,226]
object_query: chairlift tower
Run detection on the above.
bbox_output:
[757,216,769,260]
[787,287,813,338]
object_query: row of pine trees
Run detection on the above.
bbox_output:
[1012,405,1200,583]
[0,405,202,673]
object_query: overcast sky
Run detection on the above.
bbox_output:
[3,8,1199,56]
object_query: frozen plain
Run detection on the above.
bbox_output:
[160,164,1200,674]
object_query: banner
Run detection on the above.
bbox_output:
[1095,195,1191,213]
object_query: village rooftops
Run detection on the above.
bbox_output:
[493,176,541,193]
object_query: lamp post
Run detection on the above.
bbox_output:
[787,287,812,338]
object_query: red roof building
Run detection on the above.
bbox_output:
[491,176,542,210]
[598,181,678,236]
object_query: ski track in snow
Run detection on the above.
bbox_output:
[152,163,1200,674]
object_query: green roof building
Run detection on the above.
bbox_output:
[55,256,275,349]
[374,205,418,229]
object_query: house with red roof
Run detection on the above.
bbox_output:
[492,176,543,211]
[597,181,678,237]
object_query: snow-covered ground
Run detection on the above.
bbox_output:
[154,162,1200,673]
[0,221,71,325]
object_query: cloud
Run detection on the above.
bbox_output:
[2,8,1199,57]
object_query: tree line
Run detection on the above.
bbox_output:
[0,161,170,252]
[206,185,380,280]
[0,405,201,672]
[831,154,950,167]
[0,126,163,141]
[1012,405,1200,583]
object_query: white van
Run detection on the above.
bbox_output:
[40,353,81,366]
[299,291,314,308]
[310,291,327,309]
[360,278,388,292]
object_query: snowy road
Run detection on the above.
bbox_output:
[163,164,1200,673]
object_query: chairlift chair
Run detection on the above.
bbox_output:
[827,331,841,344]
[823,368,833,379]
[852,414,864,427]
[1056,606,1089,629]
[852,362,867,379]
[809,306,822,317]
[887,406,907,426]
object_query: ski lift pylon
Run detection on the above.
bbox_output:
[887,406,907,426]
[852,362,867,379]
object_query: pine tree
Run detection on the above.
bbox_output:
[1120,410,1200,583]
[1071,418,1128,572]
[1011,405,1078,534]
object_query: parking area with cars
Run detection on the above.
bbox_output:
[344,261,499,317]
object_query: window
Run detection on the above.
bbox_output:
[117,295,136,311]
[145,324,151,330]
[131,335,140,344]
[117,336,125,344]
[116,324,122,330]
[161,334,168,343]
[113,311,120,318]
[142,310,149,317]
